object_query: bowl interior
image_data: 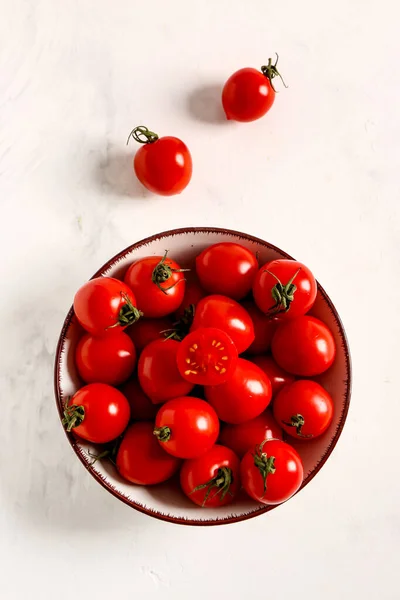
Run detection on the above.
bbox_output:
[55,228,351,525]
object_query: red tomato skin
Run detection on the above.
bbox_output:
[176,327,238,386]
[116,422,181,485]
[205,358,272,424]
[222,68,275,122]
[250,355,295,397]
[241,439,303,505]
[74,277,139,336]
[119,378,158,420]
[180,445,241,507]
[134,136,192,196]
[273,380,334,439]
[154,397,219,459]
[195,243,258,300]
[138,339,194,404]
[219,411,282,458]
[175,279,206,319]
[75,332,136,385]
[67,383,130,444]
[126,317,171,353]
[191,295,255,354]
[124,256,186,318]
[253,260,317,320]
[242,301,280,355]
[272,316,336,376]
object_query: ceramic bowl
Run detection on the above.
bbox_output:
[54,227,351,525]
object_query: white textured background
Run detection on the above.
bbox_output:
[0,1,399,598]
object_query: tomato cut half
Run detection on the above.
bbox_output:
[176,327,238,386]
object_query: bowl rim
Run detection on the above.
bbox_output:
[54,226,352,526]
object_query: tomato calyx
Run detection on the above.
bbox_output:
[265,268,301,315]
[87,436,122,466]
[191,467,234,507]
[62,400,85,432]
[253,440,276,493]
[283,414,312,438]
[153,426,171,443]
[127,125,159,145]
[151,251,190,296]
[260,53,288,92]
[163,304,195,341]
[110,293,142,329]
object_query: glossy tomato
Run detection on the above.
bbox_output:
[250,355,295,397]
[219,410,282,458]
[62,383,130,444]
[241,439,303,505]
[205,358,272,424]
[176,327,238,386]
[272,316,336,376]
[242,301,280,355]
[119,378,158,420]
[116,422,181,485]
[273,380,334,439]
[154,397,219,459]
[175,279,206,319]
[74,277,141,336]
[195,242,258,300]
[128,126,192,196]
[124,252,187,318]
[75,332,136,385]
[126,316,172,352]
[180,445,240,507]
[138,339,194,404]
[253,259,317,319]
[191,295,254,354]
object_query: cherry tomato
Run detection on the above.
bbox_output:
[250,355,295,397]
[175,279,206,319]
[241,439,303,505]
[273,380,334,439]
[205,358,272,424]
[126,317,172,352]
[222,55,286,122]
[119,378,158,421]
[253,259,317,319]
[176,327,238,386]
[128,126,192,196]
[154,397,219,459]
[116,422,181,485]
[242,301,280,355]
[191,295,255,354]
[219,411,282,458]
[195,242,258,300]
[74,277,141,336]
[272,316,336,376]
[138,339,194,404]
[180,445,240,507]
[62,383,130,444]
[124,252,187,318]
[75,332,136,385]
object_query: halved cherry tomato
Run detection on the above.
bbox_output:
[241,439,303,505]
[176,327,238,386]
[62,383,130,444]
[273,380,334,439]
[253,259,317,319]
[117,422,181,485]
[75,332,136,385]
[205,358,272,424]
[138,339,194,404]
[124,252,187,318]
[195,242,258,300]
[241,301,279,355]
[180,445,240,507]
[191,295,255,354]
[219,411,282,458]
[74,277,141,336]
[126,317,172,352]
[250,355,295,397]
[154,397,219,459]
[119,378,158,421]
[272,316,336,376]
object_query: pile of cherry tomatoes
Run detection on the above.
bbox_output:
[63,242,336,508]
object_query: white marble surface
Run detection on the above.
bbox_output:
[0,1,399,598]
